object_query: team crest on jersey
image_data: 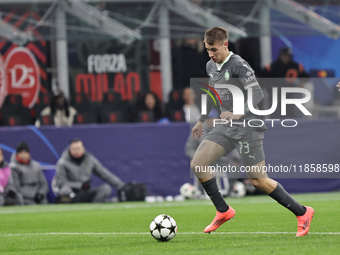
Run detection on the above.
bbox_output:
[225,70,230,81]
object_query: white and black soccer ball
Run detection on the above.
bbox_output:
[179,183,196,199]
[230,181,247,197]
[149,214,177,242]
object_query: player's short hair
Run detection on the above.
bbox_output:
[204,27,228,45]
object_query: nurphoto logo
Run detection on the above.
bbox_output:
[198,82,312,128]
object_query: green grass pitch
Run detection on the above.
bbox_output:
[0,192,339,254]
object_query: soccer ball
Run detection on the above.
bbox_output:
[149,214,177,242]
[230,181,246,197]
[179,183,196,199]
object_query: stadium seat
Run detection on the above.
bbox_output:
[137,111,154,122]
[97,92,128,123]
[103,92,122,107]
[169,110,185,122]
[1,94,33,126]
[108,111,122,123]
[167,89,184,110]
[166,89,184,121]
[2,116,23,126]
[71,93,98,124]
[38,114,55,126]
[73,113,97,124]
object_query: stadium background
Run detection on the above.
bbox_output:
[0,0,340,201]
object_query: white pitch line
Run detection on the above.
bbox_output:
[1,232,340,237]
[1,194,340,215]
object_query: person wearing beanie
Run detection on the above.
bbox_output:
[55,139,125,203]
[9,142,49,205]
[0,148,24,206]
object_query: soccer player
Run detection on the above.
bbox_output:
[190,27,314,236]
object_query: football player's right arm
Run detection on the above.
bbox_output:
[199,63,216,123]
[192,76,216,139]
[192,86,215,140]
[337,82,340,92]
[192,121,204,140]
[198,87,215,124]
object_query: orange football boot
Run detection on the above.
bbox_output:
[296,206,315,237]
[204,207,236,233]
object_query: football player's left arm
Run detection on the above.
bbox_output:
[336,82,340,92]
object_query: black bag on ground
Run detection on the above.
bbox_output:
[118,182,148,201]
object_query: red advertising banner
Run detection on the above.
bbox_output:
[68,40,148,103]
[4,47,40,108]
[0,47,42,109]
[74,53,141,102]
[0,11,47,109]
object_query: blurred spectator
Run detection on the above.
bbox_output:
[166,87,200,123]
[9,142,49,205]
[261,47,309,118]
[0,148,24,206]
[182,87,200,123]
[262,47,309,81]
[35,91,77,127]
[130,92,163,122]
[55,139,125,203]
[95,1,107,12]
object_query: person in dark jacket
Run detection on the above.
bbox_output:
[130,92,164,122]
[261,47,309,118]
[9,142,49,205]
[55,139,125,203]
